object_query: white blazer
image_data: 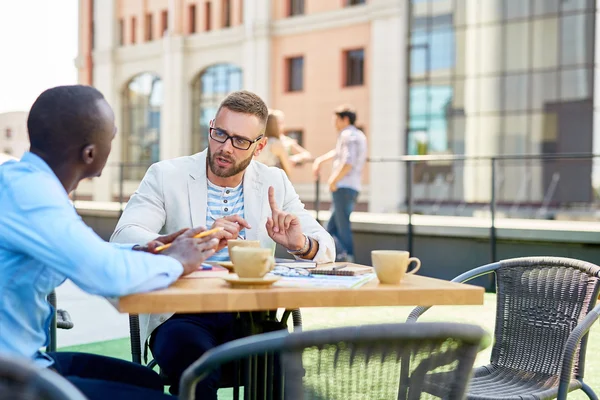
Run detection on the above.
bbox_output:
[110,150,335,351]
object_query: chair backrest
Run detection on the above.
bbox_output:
[491,257,600,378]
[0,354,87,400]
[282,322,488,400]
[180,322,489,400]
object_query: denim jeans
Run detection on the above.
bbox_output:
[327,187,359,258]
[47,352,171,399]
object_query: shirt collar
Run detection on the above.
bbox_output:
[20,152,67,193]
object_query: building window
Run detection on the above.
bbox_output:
[346,0,366,6]
[145,13,153,41]
[161,10,168,36]
[288,0,305,16]
[5,128,12,139]
[122,73,163,180]
[286,56,304,92]
[189,4,197,33]
[131,16,137,44]
[205,1,212,31]
[222,0,231,28]
[286,130,303,147]
[119,19,124,45]
[344,49,364,87]
[191,64,243,153]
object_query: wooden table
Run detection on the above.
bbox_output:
[117,264,484,314]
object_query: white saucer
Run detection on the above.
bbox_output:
[222,275,281,288]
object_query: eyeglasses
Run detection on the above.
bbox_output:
[209,127,263,151]
[272,265,312,277]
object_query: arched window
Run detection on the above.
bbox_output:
[191,64,242,153]
[122,72,163,179]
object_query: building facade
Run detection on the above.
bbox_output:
[78,0,598,213]
[76,0,404,211]
[0,112,29,160]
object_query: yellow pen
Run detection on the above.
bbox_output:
[154,227,224,252]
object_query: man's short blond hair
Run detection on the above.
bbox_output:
[217,90,269,125]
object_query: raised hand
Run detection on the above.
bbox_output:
[265,186,305,251]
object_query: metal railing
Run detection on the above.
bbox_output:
[72,153,600,264]
[314,153,600,263]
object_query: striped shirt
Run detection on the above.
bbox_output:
[205,180,245,262]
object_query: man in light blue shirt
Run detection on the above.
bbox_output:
[0,85,219,399]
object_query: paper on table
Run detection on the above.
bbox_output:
[274,258,317,269]
[271,273,376,289]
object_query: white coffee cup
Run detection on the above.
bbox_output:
[371,250,421,284]
[227,239,261,260]
[230,247,275,278]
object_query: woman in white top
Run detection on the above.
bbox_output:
[269,109,312,166]
[255,113,293,176]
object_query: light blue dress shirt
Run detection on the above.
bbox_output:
[0,153,183,367]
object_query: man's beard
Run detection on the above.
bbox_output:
[207,147,253,178]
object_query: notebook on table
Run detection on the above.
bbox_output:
[310,264,373,276]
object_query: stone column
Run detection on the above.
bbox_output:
[242,0,271,104]
[91,0,116,202]
[368,0,406,212]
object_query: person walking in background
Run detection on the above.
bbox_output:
[270,109,313,166]
[254,112,293,176]
[312,105,367,262]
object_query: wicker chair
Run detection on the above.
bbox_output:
[46,290,74,353]
[0,354,87,400]
[178,322,490,400]
[407,256,600,400]
[128,309,303,389]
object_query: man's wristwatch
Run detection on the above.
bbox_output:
[287,234,311,257]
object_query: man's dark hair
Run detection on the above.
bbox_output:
[27,85,107,157]
[334,104,357,125]
[217,90,269,126]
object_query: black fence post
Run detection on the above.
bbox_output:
[119,163,125,217]
[407,160,414,255]
[314,176,320,223]
[490,157,497,263]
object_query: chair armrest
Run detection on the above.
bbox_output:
[407,262,500,322]
[179,330,289,400]
[56,309,74,330]
[557,303,600,400]
[128,314,142,364]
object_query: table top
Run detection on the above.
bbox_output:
[117,263,484,314]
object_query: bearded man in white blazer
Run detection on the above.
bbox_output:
[110,90,335,399]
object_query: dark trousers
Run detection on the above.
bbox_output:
[150,312,237,400]
[47,352,171,399]
[327,187,359,257]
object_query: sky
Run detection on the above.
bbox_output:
[0,1,78,113]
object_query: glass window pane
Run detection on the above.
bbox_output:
[533,0,559,16]
[560,13,593,67]
[505,21,530,72]
[410,45,428,77]
[560,68,592,101]
[531,71,558,111]
[532,17,558,69]
[478,76,502,113]
[452,78,466,109]
[501,115,529,158]
[505,0,531,20]
[409,86,429,118]
[561,0,594,12]
[430,27,454,73]
[504,74,529,112]
[454,28,466,77]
